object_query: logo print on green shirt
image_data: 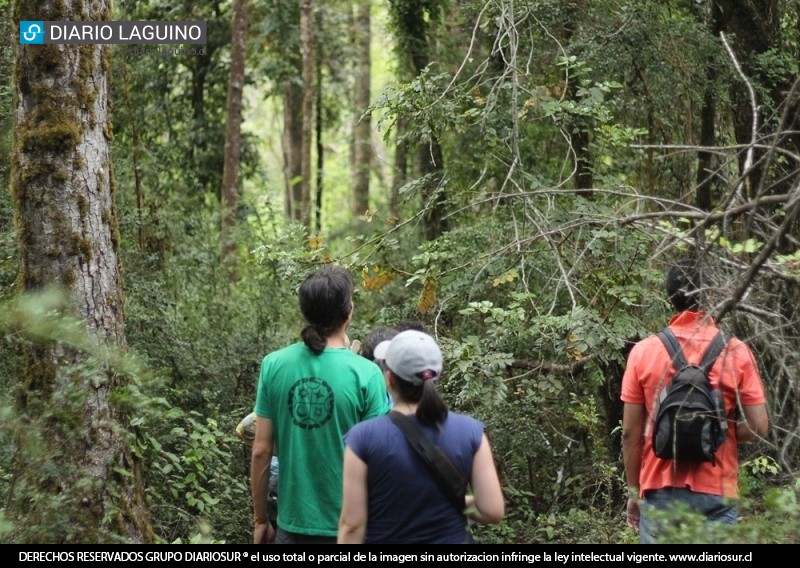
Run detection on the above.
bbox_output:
[288,377,335,429]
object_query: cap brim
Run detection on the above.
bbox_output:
[373,340,391,361]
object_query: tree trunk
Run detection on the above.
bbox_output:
[221,0,248,274]
[562,1,593,196]
[351,1,371,220]
[419,139,447,241]
[10,0,153,543]
[315,10,324,233]
[572,125,594,195]
[695,3,724,211]
[390,116,408,221]
[191,44,215,194]
[299,0,314,228]
[696,60,718,212]
[714,0,780,197]
[118,56,145,250]
[283,81,303,222]
[388,0,447,240]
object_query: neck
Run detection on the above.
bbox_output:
[392,400,418,415]
[325,326,348,348]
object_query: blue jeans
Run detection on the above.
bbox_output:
[639,488,737,544]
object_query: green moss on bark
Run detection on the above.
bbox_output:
[77,194,89,220]
[74,46,98,112]
[108,211,120,251]
[14,0,68,22]
[21,119,81,153]
[62,269,75,288]
[71,233,93,263]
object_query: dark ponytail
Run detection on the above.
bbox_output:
[300,325,327,355]
[298,266,354,355]
[393,375,448,427]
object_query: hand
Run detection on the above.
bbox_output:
[463,495,477,521]
[463,494,475,512]
[626,497,640,532]
[254,522,275,544]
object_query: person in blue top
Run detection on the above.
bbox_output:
[338,330,505,544]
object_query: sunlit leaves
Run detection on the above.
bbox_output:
[416,276,437,314]
[360,264,396,291]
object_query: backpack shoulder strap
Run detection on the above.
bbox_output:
[656,327,688,370]
[388,411,467,510]
[699,331,727,372]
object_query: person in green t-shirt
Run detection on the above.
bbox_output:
[250,265,389,544]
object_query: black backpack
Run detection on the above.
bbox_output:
[652,328,728,464]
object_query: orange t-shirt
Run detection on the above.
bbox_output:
[621,310,766,498]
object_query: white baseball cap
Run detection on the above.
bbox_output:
[373,330,443,385]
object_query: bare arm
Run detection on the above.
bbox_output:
[466,434,504,524]
[338,447,368,544]
[250,416,275,544]
[737,403,768,442]
[621,403,646,531]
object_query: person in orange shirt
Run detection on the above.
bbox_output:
[621,260,769,543]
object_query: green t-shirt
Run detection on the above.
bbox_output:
[254,342,388,536]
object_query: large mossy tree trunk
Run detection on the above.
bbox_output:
[10,0,153,543]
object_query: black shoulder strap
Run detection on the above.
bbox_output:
[656,327,688,370]
[657,327,727,375]
[699,332,727,372]
[388,412,467,511]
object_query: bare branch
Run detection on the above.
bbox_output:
[720,32,760,204]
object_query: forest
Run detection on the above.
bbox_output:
[0,0,798,545]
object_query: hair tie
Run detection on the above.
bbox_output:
[419,370,437,381]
